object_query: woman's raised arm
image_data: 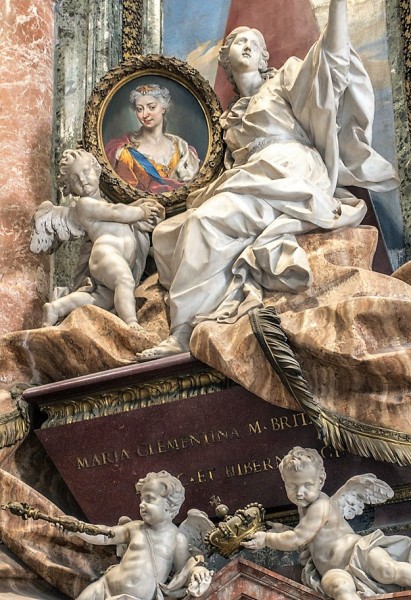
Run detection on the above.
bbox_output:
[323,0,349,55]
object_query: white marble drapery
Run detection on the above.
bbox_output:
[153,33,398,332]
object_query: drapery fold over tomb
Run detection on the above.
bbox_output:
[189,226,411,467]
[249,306,411,467]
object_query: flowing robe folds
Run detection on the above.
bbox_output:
[152,33,398,332]
[303,529,411,596]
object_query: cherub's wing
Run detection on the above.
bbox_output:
[178,509,215,555]
[30,200,85,254]
[332,474,394,520]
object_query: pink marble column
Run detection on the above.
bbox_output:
[0,0,55,334]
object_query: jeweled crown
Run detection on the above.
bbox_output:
[205,502,266,558]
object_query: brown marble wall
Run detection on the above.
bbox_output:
[0,0,55,335]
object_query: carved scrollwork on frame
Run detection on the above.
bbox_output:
[400,0,411,130]
[83,55,224,216]
[121,0,144,59]
[39,369,234,428]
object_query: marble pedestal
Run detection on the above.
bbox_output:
[199,557,411,600]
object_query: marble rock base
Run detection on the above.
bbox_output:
[0,302,164,388]
[199,557,411,599]
[201,557,324,599]
[191,226,411,440]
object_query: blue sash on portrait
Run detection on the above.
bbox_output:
[128,147,165,184]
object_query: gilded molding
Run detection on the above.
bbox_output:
[382,523,411,535]
[39,369,234,428]
[0,393,31,449]
[318,408,411,466]
[122,0,144,59]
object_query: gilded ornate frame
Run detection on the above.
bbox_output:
[83,55,224,215]
[400,0,411,129]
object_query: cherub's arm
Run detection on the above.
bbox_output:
[74,520,131,547]
[173,531,192,572]
[171,532,211,590]
[323,0,349,55]
[243,498,329,552]
[77,196,161,225]
[130,198,165,232]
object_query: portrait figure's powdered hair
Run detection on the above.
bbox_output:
[129,84,172,112]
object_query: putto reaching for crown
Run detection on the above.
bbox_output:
[244,447,411,599]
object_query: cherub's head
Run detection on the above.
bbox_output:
[279,447,326,508]
[218,26,269,91]
[58,149,101,197]
[135,471,185,525]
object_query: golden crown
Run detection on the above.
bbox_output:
[205,502,266,558]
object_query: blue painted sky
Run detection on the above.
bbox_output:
[163,0,231,59]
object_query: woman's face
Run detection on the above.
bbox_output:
[228,30,263,74]
[135,95,165,129]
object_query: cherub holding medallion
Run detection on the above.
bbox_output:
[30,148,164,330]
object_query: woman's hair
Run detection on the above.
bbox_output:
[58,149,101,196]
[135,470,185,519]
[279,447,326,483]
[218,26,270,91]
[129,84,172,112]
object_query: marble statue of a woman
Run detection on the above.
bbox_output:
[138,0,398,361]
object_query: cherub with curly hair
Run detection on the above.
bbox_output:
[31,148,164,329]
[244,447,411,599]
[72,470,213,600]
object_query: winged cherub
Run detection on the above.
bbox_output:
[243,446,411,598]
[30,148,164,330]
[70,470,213,600]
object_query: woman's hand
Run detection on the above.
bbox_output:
[323,0,349,55]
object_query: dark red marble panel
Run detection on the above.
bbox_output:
[34,385,411,526]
